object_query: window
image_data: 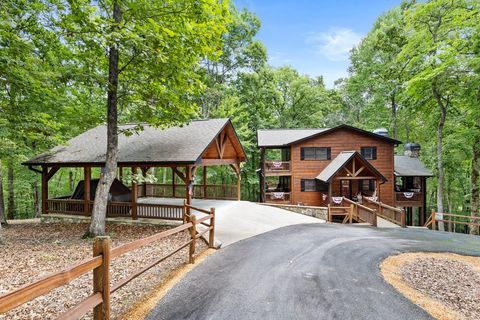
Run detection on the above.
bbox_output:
[361,146,377,160]
[358,179,375,192]
[301,147,331,160]
[301,179,329,192]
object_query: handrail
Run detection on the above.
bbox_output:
[427,210,480,231]
[363,197,405,228]
[0,203,216,320]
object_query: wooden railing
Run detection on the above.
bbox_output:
[143,183,237,200]
[46,199,184,221]
[264,161,291,175]
[0,204,215,320]
[425,209,480,233]
[328,197,377,226]
[265,191,291,203]
[364,197,406,227]
[395,191,422,205]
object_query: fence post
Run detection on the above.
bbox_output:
[401,209,406,228]
[372,209,377,227]
[189,215,196,264]
[327,204,331,222]
[431,209,436,231]
[182,200,187,224]
[93,236,111,320]
[349,204,354,224]
[209,208,215,248]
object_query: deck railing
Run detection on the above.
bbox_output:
[265,191,291,203]
[0,203,215,320]
[395,191,422,205]
[46,199,184,221]
[143,183,237,200]
[264,161,291,175]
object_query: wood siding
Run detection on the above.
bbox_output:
[290,128,395,206]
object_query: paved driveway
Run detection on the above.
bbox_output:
[140,198,323,246]
[146,224,480,320]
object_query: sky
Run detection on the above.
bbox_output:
[234,0,402,88]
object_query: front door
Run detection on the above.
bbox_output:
[341,180,351,199]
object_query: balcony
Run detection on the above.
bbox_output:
[265,191,291,204]
[395,191,423,206]
[264,160,291,176]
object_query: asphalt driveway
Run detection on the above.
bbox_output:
[146,224,480,320]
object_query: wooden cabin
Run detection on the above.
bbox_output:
[23,119,246,221]
[257,125,433,226]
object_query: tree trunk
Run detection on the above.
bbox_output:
[33,180,41,218]
[432,82,447,231]
[7,163,14,220]
[470,118,480,235]
[87,1,122,237]
[0,159,6,225]
[391,94,398,139]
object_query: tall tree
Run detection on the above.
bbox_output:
[56,0,230,236]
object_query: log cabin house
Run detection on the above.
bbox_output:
[23,119,246,221]
[257,125,433,226]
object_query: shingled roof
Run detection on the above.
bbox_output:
[394,155,433,177]
[24,118,246,166]
[257,124,401,147]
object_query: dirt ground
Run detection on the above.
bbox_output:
[0,222,206,320]
[381,252,480,320]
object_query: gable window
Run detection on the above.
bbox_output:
[301,179,329,192]
[361,146,377,160]
[301,147,331,160]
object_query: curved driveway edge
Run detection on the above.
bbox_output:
[146,224,480,320]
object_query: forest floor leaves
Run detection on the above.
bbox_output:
[381,252,480,320]
[0,221,206,320]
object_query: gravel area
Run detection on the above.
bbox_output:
[0,222,206,320]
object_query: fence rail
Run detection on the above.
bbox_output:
[327,197,377,226]
[425,210,480,232]
[0,203,216,320]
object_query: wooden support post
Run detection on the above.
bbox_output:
[431,209,436,231]
[131,167,138,220]
[41,166,48,215]
[189,214,196,264]
[119,167,123,183]
[84,167,91,216]
[327,204,331,222]
[328,182,332,205]
[209,207,215,248]
[401,209,406,228]
[93,236,111,320]
[203,166,207,199]
[372,209,377,227]
[172,168,176,198]
[185,166,192,208]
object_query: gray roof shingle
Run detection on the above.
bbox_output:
[257,128,329,147]
[24,119,237,165]
[316,151,355,182]
[394,155,433,177]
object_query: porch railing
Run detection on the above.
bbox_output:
[142,183,237,200]
[395,191,422,205]
[264,161,291,175]
[46,199,184,221]
[265,191,291,203]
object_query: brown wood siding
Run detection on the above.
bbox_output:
[290,128,395,206]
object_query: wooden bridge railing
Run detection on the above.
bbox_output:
[327,197,377,227]
[363,197,406,227]
[0,204,216,320]
[425,209,480,232]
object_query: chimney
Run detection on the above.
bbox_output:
[404,143,421,158]
[373,128,388,137]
